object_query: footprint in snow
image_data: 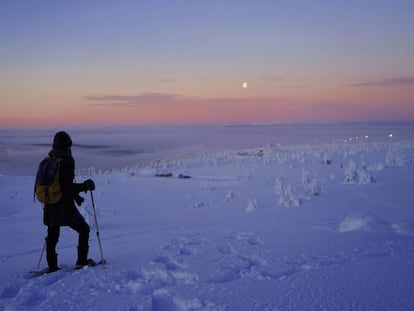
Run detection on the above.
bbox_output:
[151,289,221,311]
[154,255,187,271]
[209,253,268,284]
[161,233,205,255]
[234,232,264,246]
[0,283,20,299]
[217,244,237,255]
[20,287,47,307]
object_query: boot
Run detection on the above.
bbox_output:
[47,253,59,273]
[75,258,97,269]
[76,246,97,269]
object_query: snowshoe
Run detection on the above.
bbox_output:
[75,258,97,270]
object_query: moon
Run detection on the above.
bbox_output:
[242,82,248,89]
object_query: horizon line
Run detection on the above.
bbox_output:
[1,119,414,131]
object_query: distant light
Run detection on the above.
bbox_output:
[389,134,393,138]
[365,135,369,139]
[242,82,248,89]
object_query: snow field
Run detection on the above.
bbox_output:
[1,139,414,310]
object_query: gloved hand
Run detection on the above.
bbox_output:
[84,179,95,192]
[75,194,84,206]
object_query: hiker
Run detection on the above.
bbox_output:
[43,131,96,272]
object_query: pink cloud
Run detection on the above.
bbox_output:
[83,92,414,124]
[84,93,186,107]
[349,76,414,87]
[309,102,414,122]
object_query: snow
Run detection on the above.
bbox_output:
[1,124,414,310]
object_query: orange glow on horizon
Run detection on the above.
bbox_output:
[1,94,413,129]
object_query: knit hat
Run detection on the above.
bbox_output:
[53,131,72,150]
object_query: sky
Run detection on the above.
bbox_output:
[0,0,413,128]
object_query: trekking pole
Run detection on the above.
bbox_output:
[90,191,105,265]
[37,237,46,269]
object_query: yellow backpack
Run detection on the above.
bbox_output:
[34,157,63,204]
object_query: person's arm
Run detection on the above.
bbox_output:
[60,158,87,201]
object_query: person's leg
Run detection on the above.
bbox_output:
[46,226,60,271]
[69,219,90,266]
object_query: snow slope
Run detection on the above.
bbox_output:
[1,131,414,310]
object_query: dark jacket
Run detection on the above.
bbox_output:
[43,148,87,226]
